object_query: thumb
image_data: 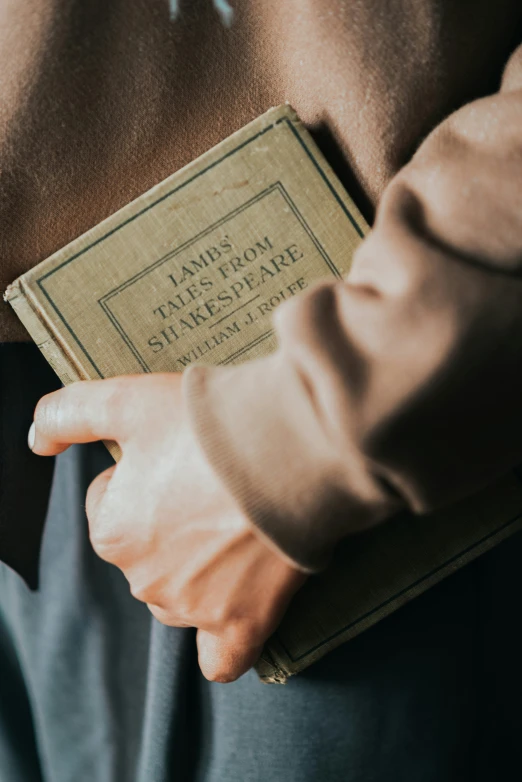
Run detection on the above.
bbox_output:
[196,629,263,683]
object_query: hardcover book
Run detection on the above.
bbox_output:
[6,106,522,683]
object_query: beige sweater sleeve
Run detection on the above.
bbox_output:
[184,43,522,573]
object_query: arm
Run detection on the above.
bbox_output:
[185,41,522,571]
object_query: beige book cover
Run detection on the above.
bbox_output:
[6,105,522,683]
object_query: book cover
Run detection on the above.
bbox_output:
[6,105,522,683]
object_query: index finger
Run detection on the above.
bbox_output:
[31,378,130,456]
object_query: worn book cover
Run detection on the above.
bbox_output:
[6,105,522,683]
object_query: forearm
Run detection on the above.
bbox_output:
[185,42,522,570]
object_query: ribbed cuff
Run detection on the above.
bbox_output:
[183,355,395,572]
[183,359,325,572]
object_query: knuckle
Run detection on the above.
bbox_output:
[129,580,155,604]
[228,617,266,649]
[85,473,105,510]
[148,604,180,627]
[203,603,226,630]
[88,520,123,562]
[173,599,195,626]
[127,570,169,611]
[147,604,168,623]
[198,606,268,641]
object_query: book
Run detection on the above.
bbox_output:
[5,105,522,683]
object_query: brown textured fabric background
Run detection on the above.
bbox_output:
[1,0,522,569]
[2,0,520,340]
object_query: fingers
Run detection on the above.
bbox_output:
[30,378,132,455]
[148,604,192,628]
[196,629,263,683]
[85,466,116,523]
[85,465,134,565]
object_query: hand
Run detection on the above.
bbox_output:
[30,374,306,681]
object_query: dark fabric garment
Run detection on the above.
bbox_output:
[0,429,522,780]
[0,344,60,587]
[1,5,522,777]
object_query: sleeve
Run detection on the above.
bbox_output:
[0,343,60,587]
[183,41,522,573]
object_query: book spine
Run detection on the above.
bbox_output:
[5,279,83,385]
[5,279,122,462]
[255,648,289,684]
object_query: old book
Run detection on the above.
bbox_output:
[5,105,522,683]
